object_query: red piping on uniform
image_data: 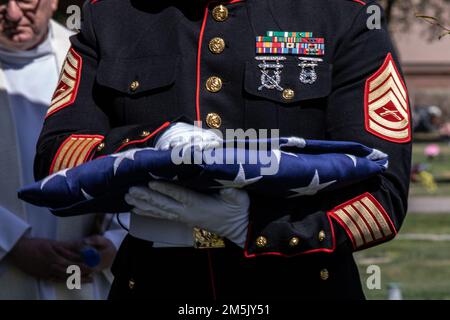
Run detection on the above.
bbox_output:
[195,5,210,123]
[195,0,245,124]
[113,121,171,153]
[352,0,366,5]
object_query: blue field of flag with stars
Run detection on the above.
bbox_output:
[18,138,389,217]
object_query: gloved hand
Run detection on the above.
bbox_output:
[155,122,222,151]
[124,181,250,248]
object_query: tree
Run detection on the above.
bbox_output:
[378,0,450,37]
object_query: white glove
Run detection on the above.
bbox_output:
[155,122,222,151]
[124,181,250,248]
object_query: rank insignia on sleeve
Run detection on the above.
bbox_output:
[46,48,82,118]
[256,31,325,56]
[49,135,104,174]
[364,53,411,143]
[329,193,397,250]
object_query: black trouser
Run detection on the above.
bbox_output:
[108,235,365,300]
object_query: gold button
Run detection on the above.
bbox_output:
[206,113,222,129]
[256,236,268,248]
[122,138,130,145]
[289,237,300,247]
[282,88,295,101]
[212,5,228,22]
[319,230,326,242]
[206,76,223,93]
[140,131,151,137]
[209,37,226,54]
[96,142,105,152]
[130,81,140,92]
[320,269,329,281]
[128,279,135,290]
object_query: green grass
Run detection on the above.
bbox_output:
[410,142,450,196]
[355,214,450,300]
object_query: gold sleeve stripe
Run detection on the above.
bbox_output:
[353,201,384,240]
[344,205,374,243]
[52,138,78,174]
[330,193,396,250]
[50,136,103,174]
[361,197,394,238]
[334,209,364,248]
[61,139,85,171]
[67,139,92,169]
[72,139,98,168]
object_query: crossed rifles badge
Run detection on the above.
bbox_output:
[255,31,325,91]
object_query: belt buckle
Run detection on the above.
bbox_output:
[193,228,226,249]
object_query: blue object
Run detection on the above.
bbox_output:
[81,246,101,268]
[17,138,389,217]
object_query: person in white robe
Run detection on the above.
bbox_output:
[0,0,128,300]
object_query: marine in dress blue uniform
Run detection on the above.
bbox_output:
[34,0,412,300]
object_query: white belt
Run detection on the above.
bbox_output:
[129,213,195,248]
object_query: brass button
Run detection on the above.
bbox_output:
[209,37,226,54]
[289,237,300,247]
[206,113,222,129]
[318,230,326,242]
[282,88,295,101]
[206,76,223,93]
[256,236,268,248]
[128,279,135,290]
[320,269,329,281]
[130,80,140,92]
[212,5,228,22]
[122,138,130,145]
[140,130,151,137]
[96,142,105,152]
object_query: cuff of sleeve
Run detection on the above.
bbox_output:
[243,211,336,258]
[95,121,172,158]
[93,116,194,158]
[0,207,31,261]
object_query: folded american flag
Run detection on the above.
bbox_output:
[18,138,388,217]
